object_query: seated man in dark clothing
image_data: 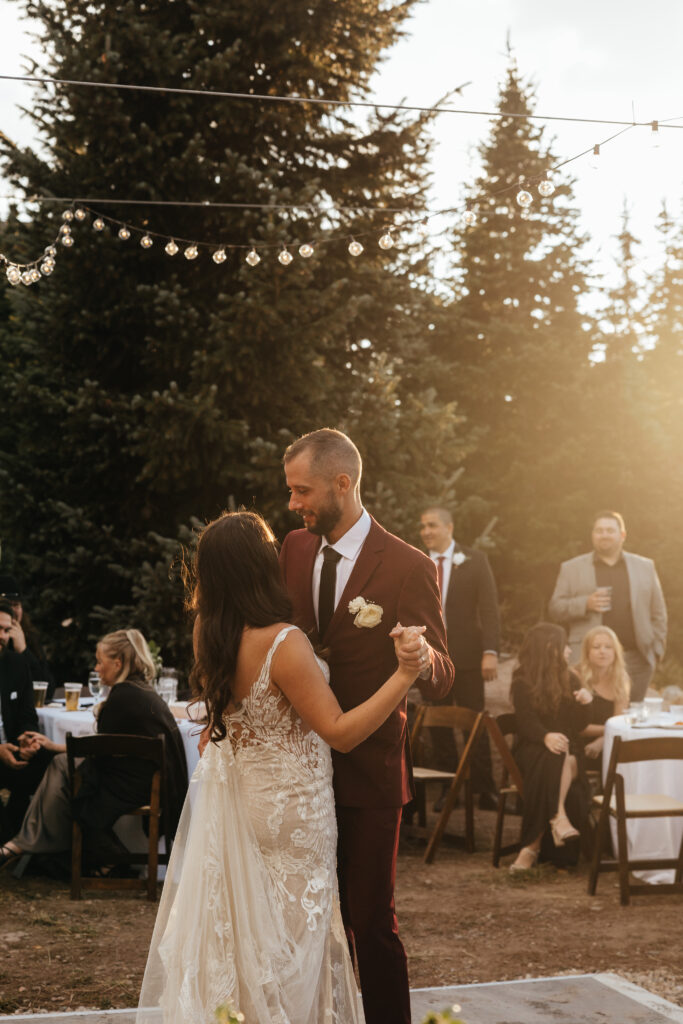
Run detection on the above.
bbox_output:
[0,600,55,841]
[0,575,56,700]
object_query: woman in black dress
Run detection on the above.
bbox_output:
[0,628,187,870]
[509,622,593,872]
[577,626,631,768]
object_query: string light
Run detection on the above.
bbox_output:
[212,247,227,264]
[348,240,363,256]
[118,226,130,240]
[93,217,105,231]
[651,120,660,149]
[245,248,260,266]
[278,247,293,266]
[74,208,87,221]
[516,189,533,208]
[61,233,74,247]
[298,243,314,258]
[462,206,477,227]
[62,209,74,222]
[140,234,153,248]
[183,244,198,260]
[538,176,555,197]
[378,231,394,250]
[165,240,179,255]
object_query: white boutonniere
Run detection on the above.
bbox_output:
[452,551,468,567]
[348,596,383,629]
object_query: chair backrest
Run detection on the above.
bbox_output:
[66,732,165,787]
[419,705,481,731]
[494,712,517,739]
[611,734,683,767]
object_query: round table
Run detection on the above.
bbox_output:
[37,704,203,777]
[603,712,683,884]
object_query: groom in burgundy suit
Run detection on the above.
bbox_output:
[280,429,453,1024]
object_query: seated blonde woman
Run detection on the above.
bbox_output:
[0,629,187,872]
[577,626,631,764]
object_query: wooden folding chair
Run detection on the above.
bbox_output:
[409,704,487,863]
[66,732,167,901]
[588,734,683,905]
[487,713,525,868]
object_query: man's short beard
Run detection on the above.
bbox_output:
[305,494,343,537]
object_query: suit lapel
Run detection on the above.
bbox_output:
[324,517,386,640]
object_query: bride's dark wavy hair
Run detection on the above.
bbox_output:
[513,621,572,715]
[187,510,293,744]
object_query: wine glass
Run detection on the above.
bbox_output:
[88,671,102,701]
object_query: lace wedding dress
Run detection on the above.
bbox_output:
[137,626,364,1024]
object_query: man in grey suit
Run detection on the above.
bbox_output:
[548,510,667,700]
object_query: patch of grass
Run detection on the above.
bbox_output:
[0,996,20,1013]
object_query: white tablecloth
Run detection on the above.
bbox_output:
[603,713,683,884]
[37,705,203,778]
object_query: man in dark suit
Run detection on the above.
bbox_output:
[0,600,53,840]
[280,429,453,1024]
[419,507,501,809]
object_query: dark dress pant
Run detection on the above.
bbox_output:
[0,747,54,842]
[431,667,496,794]
[336,804,411,1024]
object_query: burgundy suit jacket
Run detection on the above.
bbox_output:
[279,516,454,808]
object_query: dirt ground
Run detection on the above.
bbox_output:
[1,662,681,1016]
[1,837,683,1016]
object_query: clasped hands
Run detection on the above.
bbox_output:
[544,688,593,755]
[390,622,431,677]
[0,731,46,769]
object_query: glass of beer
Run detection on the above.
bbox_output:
[64,682,82,711]
[33,681,49,708]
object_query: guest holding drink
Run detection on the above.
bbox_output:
[509,623,593,872]
[0,629,187,872]
[0,600,54,841]
[576,626,631,767]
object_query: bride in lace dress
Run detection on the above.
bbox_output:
[137,511,422,1024]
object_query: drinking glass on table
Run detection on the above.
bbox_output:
[156,667,178,704]
[33,681,49,708]
[64,682,82,711]
[88,671,103,701]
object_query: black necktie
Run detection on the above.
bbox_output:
[318,546,342,636]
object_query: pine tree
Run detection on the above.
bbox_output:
[0,0,467,676]
[431,57,595,632]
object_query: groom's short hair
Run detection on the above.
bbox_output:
[284,428,362,485]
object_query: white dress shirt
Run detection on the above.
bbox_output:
[429,540,455,629]
[313,508,372,628]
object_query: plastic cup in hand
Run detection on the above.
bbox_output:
[64,682,81,711]
[33,681,49,708]
[88,671,102,701]
[597,586,612,612]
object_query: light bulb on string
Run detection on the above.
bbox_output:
[348,239,363,257]
[61,233,74,247]
[538,176,555,198]
[62,209,74,222]
[60,223,71,236]
[184,245,199,260]
[140,234,153,249]
[41,260,54,275]
[6,265,21,286]
[278,247,293,266]
[298,243,314,258]
[462,207,477,227]
[93,218,105,231]
[590,144,600,170]
[44,245,57,258]
[29,268,41,283]
[246,248,260,266]
[118,226,131,241]
[21,270,34,286]
[165,240,179,256]
[212,248,227,264]
[378,231,394,250]
[516,189,532,209]
[74,208,87,221]
[651,120,660,149]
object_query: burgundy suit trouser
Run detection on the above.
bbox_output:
[336,804,411,1024]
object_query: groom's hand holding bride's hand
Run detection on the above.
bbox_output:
[390,622,429,680]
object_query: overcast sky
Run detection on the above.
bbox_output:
[2,0,683,286]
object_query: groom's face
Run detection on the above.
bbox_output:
[286,454,343,537]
